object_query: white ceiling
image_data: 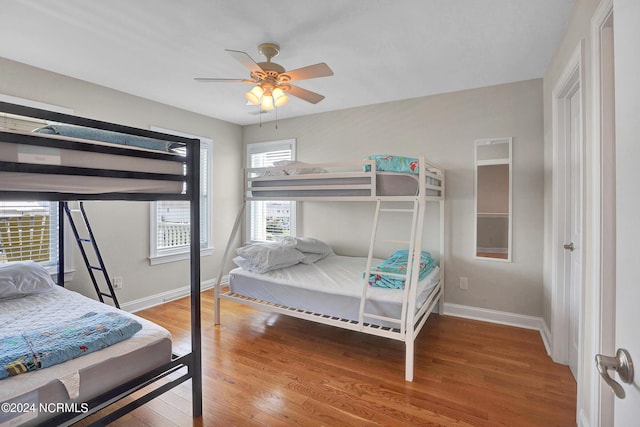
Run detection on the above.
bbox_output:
[1,0,575,126]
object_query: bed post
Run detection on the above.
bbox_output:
[438,188,446,314]
[57,202,65,286]
[214,203,245,325]
[405,338,415,381]
[189,141,203,418]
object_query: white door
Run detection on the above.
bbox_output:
[567,89,581,379]
[610,0,640,422]
[550,43,583,377]
[596,0,640,424]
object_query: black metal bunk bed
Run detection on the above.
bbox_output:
[0,101,202,425]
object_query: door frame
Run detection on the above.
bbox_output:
[589,0,615,425]
[550,40,585,421]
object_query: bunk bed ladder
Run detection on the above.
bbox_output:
[63,201,120,308]
[358,198,420,336]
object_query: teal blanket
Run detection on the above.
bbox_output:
[363,155,420,174]
[368,250,436,289]
[1,312,142,379]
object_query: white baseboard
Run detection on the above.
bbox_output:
[444,303,549,347]
[539,319,552,355]
[121,275,228,313]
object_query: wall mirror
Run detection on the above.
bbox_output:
[475,137,512,261]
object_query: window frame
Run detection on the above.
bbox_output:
[148,127,213,265]
[0,94,75,280]
[245,139,297,243]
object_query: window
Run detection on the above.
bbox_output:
[0,94,73,277]
[246,139,296,242]
[149,128,212,265]
[0,202,59,266]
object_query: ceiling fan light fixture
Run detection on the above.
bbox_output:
[260,94,275,110]
[245,85,264,105]
[272,87,289,107]
[198,43,332,115]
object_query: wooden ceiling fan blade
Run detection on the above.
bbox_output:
[286,85,325,104]
[281,63,333,82]
[225,49,265,74]
[194,78,251,83]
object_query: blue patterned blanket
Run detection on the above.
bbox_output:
[34,124,172,152]
[1,312,142,379]
[368,250,437,289]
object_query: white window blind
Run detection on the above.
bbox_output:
[0,201,59,266]
[154,144,209,250]
[155,201,192,250]
[246,140,296,242]
[149,127,212,264]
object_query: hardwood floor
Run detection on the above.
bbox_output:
[81,290,576,426]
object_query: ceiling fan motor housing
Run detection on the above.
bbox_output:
[258,42,280,61]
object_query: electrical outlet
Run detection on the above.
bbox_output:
[459,277,469,290]
[113,276,123,289]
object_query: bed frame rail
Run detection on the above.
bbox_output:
[46,353,195,426]
[244,156,444,202]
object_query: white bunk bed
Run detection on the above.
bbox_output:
[0,101,202,426]
[215,155,445,382]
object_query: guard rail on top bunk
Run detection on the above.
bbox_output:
[244,156,444,202]
[0,101,202,425]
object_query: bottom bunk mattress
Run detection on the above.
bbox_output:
[0,286,172,426]
[228,254,440,329]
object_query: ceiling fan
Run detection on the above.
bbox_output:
[195,42,333,111]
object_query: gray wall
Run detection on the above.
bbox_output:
[244,79,545,317]
[0,57,243,303]
[0,57,546,320]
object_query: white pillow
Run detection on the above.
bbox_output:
[278,237,334,257]
[0,261,56,299]
[299,252,324,265]
[235,244,304,273]
[272,160,327,175]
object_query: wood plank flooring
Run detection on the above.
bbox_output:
[79,290,576,426]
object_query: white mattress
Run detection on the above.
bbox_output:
[0,172,184,194]
[0,136,185,194]
[0,286,171,423]
[228,254,440,328]
[249,172,442,198]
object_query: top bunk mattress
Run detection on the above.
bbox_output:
[0,286,172,404]
[0,133,185,195]
[228,254,441,328]
[245,156,444,200]
[249,172,442,198]
[0,104,194,197]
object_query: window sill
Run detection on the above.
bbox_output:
[148,247,213,266]
[45,266,76,283]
